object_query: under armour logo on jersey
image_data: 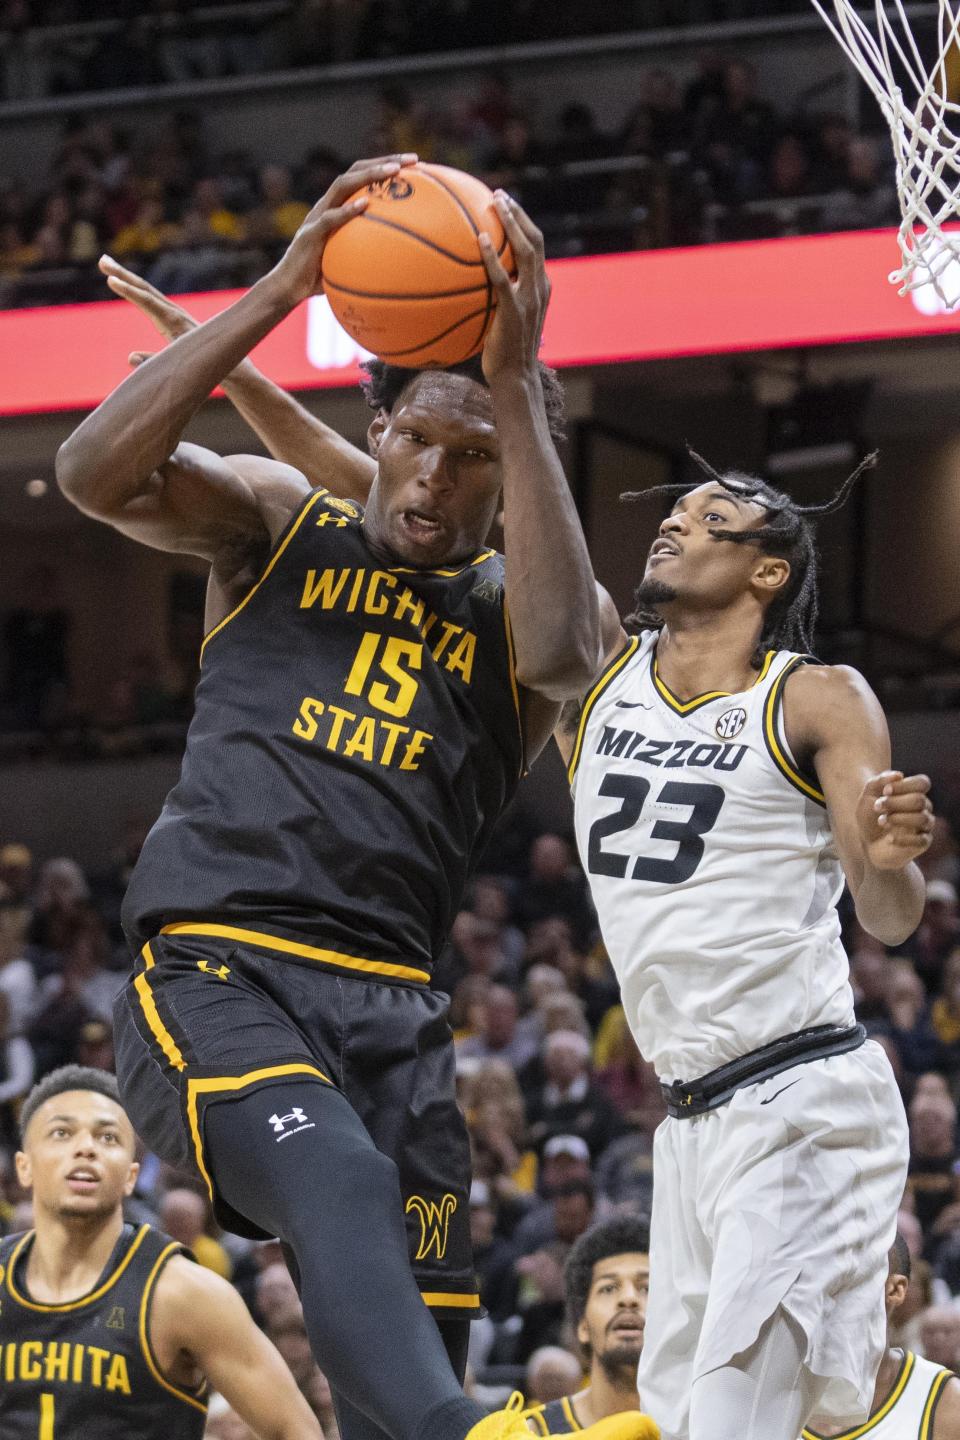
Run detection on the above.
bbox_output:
[269,1107,316,1141]
[316,511,349,527]
[715,707,747,739]
[197,960,230,980]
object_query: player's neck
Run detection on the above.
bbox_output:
[26,1206,125,1304]
[656,611,765,700]
[871,1345,906,1416]
[577,1361,640,1424]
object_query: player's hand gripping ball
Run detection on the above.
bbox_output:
[321,162,517,366]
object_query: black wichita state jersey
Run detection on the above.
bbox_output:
[123,489,524,972]
[524,1395,584,1434]
[0,1222,207,1439]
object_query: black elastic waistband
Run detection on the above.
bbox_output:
[660,1022,866,1119]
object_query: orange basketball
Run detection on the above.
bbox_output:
[321,162,516,367]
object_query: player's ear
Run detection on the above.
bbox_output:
[752,555,791,597]
[576,1315,590,1350]
[124,1160,140,1198]
[14,1149,32,1190]
[367,408,389,458]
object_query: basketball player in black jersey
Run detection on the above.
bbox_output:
[57,155,655,1440]
[0,1065,320,1440]
[525,1217,652,1437]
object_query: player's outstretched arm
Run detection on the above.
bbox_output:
[150,1254,323,1440]
[479,195,600,704]
[56,156,410,537]
[99,255,377,503]
[783,663,932,945]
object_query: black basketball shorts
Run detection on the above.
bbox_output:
[113,926,480,1318]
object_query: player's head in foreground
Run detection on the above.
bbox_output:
[566,1214,651,1382]
[359,356,565,567]
[16,1065,138,1226]
[623,450,875,661]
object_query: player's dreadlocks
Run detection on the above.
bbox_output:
[360,355,567,443]
[621,448,876,660]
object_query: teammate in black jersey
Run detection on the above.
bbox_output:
[0,1066,320,1440]
[525,1217,652,1437]
[57,157,655,1440]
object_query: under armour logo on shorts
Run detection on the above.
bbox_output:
[268,1107,315,1141]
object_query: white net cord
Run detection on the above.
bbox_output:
[812,0,960,306]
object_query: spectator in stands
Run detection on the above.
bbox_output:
[458,984,541,1071]
[158,1184,233,1278]
[111,195,182,263]
[3,563,69,730]
[0,989,33,1151]
[525,1346,583,1404]
[909,881,960,992]
[885,958,938,1081]
[931,948,960,1077]
[515,835,594,942]
[919,1305,960,1370]
[808,112,854,192]
[28,855,89,952]
[245,164,309,247]
[470,1179,517,1321]
[146,174,243,293]
[470,875,526,972]
[0,841,34,948]
[764,131,812,202]
[820,136,898,232]
[255,1260,304,1331]
[906,1075,960,1256]
[526,1030,624,1158]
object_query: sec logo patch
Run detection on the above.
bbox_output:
[716,707,747,739]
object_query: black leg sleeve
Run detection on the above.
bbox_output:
[203,1081,486,1440]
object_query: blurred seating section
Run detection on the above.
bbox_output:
[0,0,898,309]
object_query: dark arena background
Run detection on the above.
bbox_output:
[1,3,960,1432]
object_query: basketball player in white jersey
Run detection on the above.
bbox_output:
[556,455,934,1440]
[802,1233,960,1440]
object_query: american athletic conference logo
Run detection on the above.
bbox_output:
[715,707,747,739]
[406,1193,458,1260]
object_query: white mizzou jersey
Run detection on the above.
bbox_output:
[570,630,855,1082]
[801,1351,955,1440]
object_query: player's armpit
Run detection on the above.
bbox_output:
[150,1256,323,1440]
[97,443,310,561]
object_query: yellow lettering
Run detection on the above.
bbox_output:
[431,621,460,662]
[344,631,380,700]
[326,705,355,749]
[370,637,421,718]
[72,1344,84,1384]
[445,631,476,684]
[292,697,324,741]
[20,1340,42,1381]
[346,569,366,612]
[44,1343,70,1382]
[343,716,378,762]
[400,730,433,771]
[364,570,396,615]
[378,721,408,766]
[88,1346,109,1388]
[393,586,425,629]
[300,568,349,610]
[421,613,439,640]
[106,1354,131,1394]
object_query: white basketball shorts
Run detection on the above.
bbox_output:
[637,1039,908,1439]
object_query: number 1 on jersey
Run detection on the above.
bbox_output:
[38,1392,55,1440]
[344,632,422,718]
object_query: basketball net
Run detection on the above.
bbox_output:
[812,0,960,306]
